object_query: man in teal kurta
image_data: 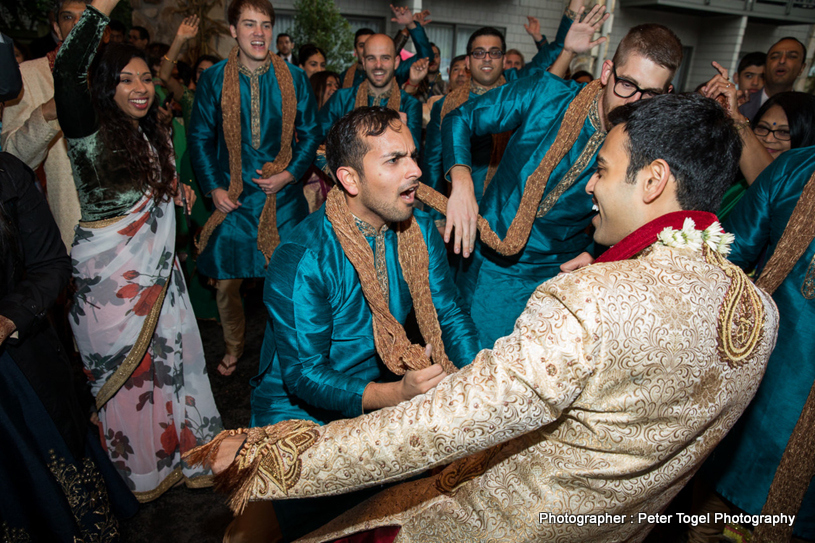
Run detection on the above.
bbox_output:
[251,107,480,540]
[318,33,422,167]
[251,106,479,426]
[188,0,321,373]
[441,24,682,347]
[424,6,601,225]
[338,6,433,90]
[703,146,815,540]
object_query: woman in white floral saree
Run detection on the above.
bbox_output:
[54,0,222,502]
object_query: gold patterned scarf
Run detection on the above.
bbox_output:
[324,187,457,376]
[419,79,603,256]
[751,168,815,543]
[354,80,401,111]
[195,47,297,263]
[343,63,359,89]
[440,77,511,194]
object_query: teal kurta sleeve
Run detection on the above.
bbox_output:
[401,90,422,152]
[723,165,773,270]
[442,74,542,177]
[188,63,227,196]
[395,23,433,85]
[422,97,445,193]
[286,67,322,181]
[266,244,370,419]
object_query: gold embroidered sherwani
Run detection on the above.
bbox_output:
[224,242,779,543]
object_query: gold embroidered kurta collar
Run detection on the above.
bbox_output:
[354,216,390,303]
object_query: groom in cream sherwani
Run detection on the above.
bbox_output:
[193,93,778,543]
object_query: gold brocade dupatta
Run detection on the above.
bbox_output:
[196,47,297,263]
[343,63,358,88]
[440,77,510,193]
[324,187,457,376]
[419,79,603,257]
[354,80,401,111]
[752,168,815,543]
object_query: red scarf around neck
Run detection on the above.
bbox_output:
[594,210,720,264]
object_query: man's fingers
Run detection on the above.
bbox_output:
[424,344,432,358]
[453,221,463,255]
[443,219,453,244]
[423,371,447,391]
[417,363,444,380]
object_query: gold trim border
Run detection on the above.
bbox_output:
[78,215,126,229]
[95,279,170,410]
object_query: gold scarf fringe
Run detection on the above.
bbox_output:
[420,79,603,257]
[196,47,297,264]
[343,63,358,89]
[324,187,457,375]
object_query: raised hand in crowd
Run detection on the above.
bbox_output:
[413,9,432,27]
[701,61,773,184]
[523,16,543,43]
[548,4,609,78]
[405,56,430,95]
[390,4,419,30]
[159,15,200,100]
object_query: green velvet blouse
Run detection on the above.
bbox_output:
[53,6,146,222]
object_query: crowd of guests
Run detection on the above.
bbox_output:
[0,0,813,541]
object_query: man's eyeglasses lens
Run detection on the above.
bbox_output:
[471,49,504,59]
[612,66,661,99]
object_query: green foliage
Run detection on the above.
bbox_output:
[0,0,53,34]
[291,0,354,73]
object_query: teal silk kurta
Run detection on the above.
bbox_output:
[250,208,481,427]
[707,146,815,539]
[422,16,572,209]
[318,83,423,154]
[443,73,604,347]
[188,59,321,279]
[339,23,434,88]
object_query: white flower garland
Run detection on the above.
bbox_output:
[656,218,734,256]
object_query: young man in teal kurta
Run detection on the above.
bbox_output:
[188,0,320,374]
[703,146,815,540]
[251,107,480,540]
[318,34,423,158]
[440,24,683,347]
[252,106,479,426]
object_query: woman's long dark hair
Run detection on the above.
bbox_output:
[89,43,176,202]
[754,91,815,150]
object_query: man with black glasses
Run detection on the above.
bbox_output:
[422,4,605,239]
[432,24,683,346]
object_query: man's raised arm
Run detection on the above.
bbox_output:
[440,75,539,257]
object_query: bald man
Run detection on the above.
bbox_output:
[317,33,422,158]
